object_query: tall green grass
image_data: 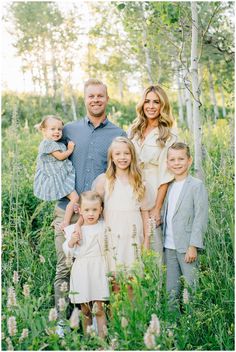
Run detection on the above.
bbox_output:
[1,114,234,350]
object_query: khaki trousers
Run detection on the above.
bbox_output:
[53,206,79,309]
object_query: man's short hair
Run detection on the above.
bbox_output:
[168,142,191,158]
[84,78,108,96]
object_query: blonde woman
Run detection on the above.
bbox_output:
[93,137,155,277]
[129,85,178,263]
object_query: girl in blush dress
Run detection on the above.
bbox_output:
[93,137,155,287]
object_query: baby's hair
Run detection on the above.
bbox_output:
[106,136,145,201]
[168,142,191,158]
[78,191,103,207]
[35,115,64,132]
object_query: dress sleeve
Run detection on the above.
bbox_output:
[140,182,156,211]
[62,224,76,257]
[41,140,61,155]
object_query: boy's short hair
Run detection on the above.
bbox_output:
[79,191,103,207]
[168,142,191,158]
[84,78,108,96]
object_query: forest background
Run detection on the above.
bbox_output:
[1,1,235,351]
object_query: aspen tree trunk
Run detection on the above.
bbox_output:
[60,87,67,116]
[207,61,219,123]
[177,66,184,125]
[190,2,204,180]
[70,94,77,121]
[184,76,193,132]
[220,82,226,118]
[140,6,153,84]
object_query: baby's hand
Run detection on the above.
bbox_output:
[68,232,80,248]
[67,141,75,151]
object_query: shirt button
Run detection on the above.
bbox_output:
[87,169,90,172]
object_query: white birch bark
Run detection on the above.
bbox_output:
[207,62,219,123]
[190,2,204,180]
[70,95,77,121]
[176,66,184,125]
[220,82,226,118]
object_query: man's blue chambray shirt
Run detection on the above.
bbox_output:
[57,116,126,210]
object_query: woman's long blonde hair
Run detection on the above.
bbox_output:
[129,85,174,146]
[106,137,145,201]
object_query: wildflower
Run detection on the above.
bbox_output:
[19,328,29,342]
[48,307,58,322]
[60,281,68,292]
[86,325,96,336]
[23,284,30,298]
[6,337,14,351]
[92,302,99,315]
[144,330,156,349]
[58,298,67,312]
[104,228,109,252]
[148,314,161,336]
[7,316,17,336]
[70,307,80,329]
[167,329,174,337]
[65,254,73,267]
[183,288,189,304]
[7,287,17,308]
[110,338,118,349]
[39,255,46,264]
[148,217,155,237]
[121,316,128,328]
[13,271,19,284]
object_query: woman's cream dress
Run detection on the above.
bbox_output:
[130,127,178,264]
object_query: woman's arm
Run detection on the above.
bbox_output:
[51,141,75,161]
[149,183,168,226]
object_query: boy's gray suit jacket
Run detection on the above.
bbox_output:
[163,175,208,253]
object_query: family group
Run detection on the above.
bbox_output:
[33,79,208,338]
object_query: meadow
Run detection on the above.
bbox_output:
[1,109,234,350]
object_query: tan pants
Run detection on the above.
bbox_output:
[53,206,79,310]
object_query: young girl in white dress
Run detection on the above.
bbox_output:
[63,191,109,338]
[33,115,79,229]
[93,137,155,285]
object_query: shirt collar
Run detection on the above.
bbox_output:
[85,116,108,128]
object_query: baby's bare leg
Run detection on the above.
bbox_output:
[94,301,107,339]
[61,191,79,229]
[81,303,92,335]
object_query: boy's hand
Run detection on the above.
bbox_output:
[185,246,197,263]
[67,141,75,151]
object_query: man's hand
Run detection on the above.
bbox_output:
[185,246,197,263]
[67,141,75,152]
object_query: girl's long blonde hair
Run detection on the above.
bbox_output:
[106,137,145,201]
[129,85,174,147]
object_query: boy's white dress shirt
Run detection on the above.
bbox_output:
[164,178,186,249]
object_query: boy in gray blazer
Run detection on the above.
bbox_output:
[163,142,208,307]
